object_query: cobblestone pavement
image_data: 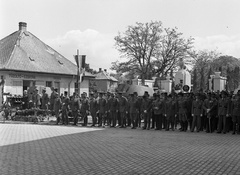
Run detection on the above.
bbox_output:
[1,123,240,175]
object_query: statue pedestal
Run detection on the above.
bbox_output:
[212,72,226,92]
[160,79,172,93]
[174,69,191,90]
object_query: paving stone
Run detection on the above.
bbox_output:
[0,123,240,175]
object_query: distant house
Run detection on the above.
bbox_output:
[0,22,94,104]
[90,68,118,93]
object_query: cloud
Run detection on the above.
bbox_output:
[45,29,120,71]
[194,34,240,58]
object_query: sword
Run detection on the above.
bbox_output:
[207,108,211,133]
[208,115,211,133]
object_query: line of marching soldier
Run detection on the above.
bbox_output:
[48,88,240,135]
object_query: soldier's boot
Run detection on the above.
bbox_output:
[171,122,175,131]
[232,122,236,135]
[185,121,188,131]
[165,121,169,131]
[237,124,240,134]
[131,120,135,129]
[180,121,185,131]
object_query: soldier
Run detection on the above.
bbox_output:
[125,94,132,127]
[229,93,240,134]
[129,92,140,129]
[108,93,119,128]
[117,91,128,128]
[204,93,218,133]
[141,92,152,130]
[203,93,211,132]
[199,92,207,131]
[49,87,57,111]
[61,91,70,125]
[191,93,203,132]
[33,89,41,109]
[172,93,179,130]
[164,94,177,131]
[71,93,81,126]
[22,90,29,109]
[89,92,98,127]
[151,93,157,129]
[177,92,188,131]
[54,92,62,125]
[41,88,49,110]
[184,92,193,131]
[217,91,229,134]
[97,91,107,127]
[152,93,163,130]
[226,93,233,133]
[136,93,142,128]
[80,93,89,126]
[3,97,11,120]
[105,92,111,126]
[162,92,168,129]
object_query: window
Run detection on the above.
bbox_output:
[12,80,23,95]
[46,81,52,88]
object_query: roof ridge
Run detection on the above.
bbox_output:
[2,31,22,68]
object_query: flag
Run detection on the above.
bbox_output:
[74,55,86,68]
[74,55,79,68]
[80,55,86,68]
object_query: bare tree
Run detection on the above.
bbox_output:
[153,27,194,77]
[113,21,194,85]
[113,21,162,85]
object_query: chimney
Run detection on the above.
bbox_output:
[99,68,102,72]
[19,22,27,31]
[104,69,107,72]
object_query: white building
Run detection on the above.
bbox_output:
[0,22,94,104]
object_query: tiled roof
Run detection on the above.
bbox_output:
[95,71,118,82]
[0,28,94,77]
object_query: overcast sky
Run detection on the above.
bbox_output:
[1,0,240,71]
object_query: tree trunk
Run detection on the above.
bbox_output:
[141,73,145,86]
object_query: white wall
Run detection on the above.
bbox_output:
[1,71,76,97]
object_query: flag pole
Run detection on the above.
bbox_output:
[77,49,80,95]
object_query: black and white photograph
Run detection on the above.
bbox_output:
[1,0,240,174]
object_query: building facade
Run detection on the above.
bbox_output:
[0,22,93,105]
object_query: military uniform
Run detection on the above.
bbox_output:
[71,96,81,125]
[177,93,188,131]
[164,95,177,131]
[41,91,49,110]
[203,94,218,133]
[80,95,89,126]
[61,94,70,125]
[152,95,164,130]
[104,93,111,126]
[108,94,119,127]
[54,94,62,125]
[217,92,229,134]
[118,92,128,127]
[191,95,203,132]
[229,95,240,134]
[50,90,57,111]
[141,95,152,130]
[162,93,168,129]
[128,93,140,129]
[89,94,98,126]
[98,94,107,127]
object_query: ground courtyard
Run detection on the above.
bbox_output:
[0,121,240,175]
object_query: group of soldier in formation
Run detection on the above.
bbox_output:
[15,87,240,135]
